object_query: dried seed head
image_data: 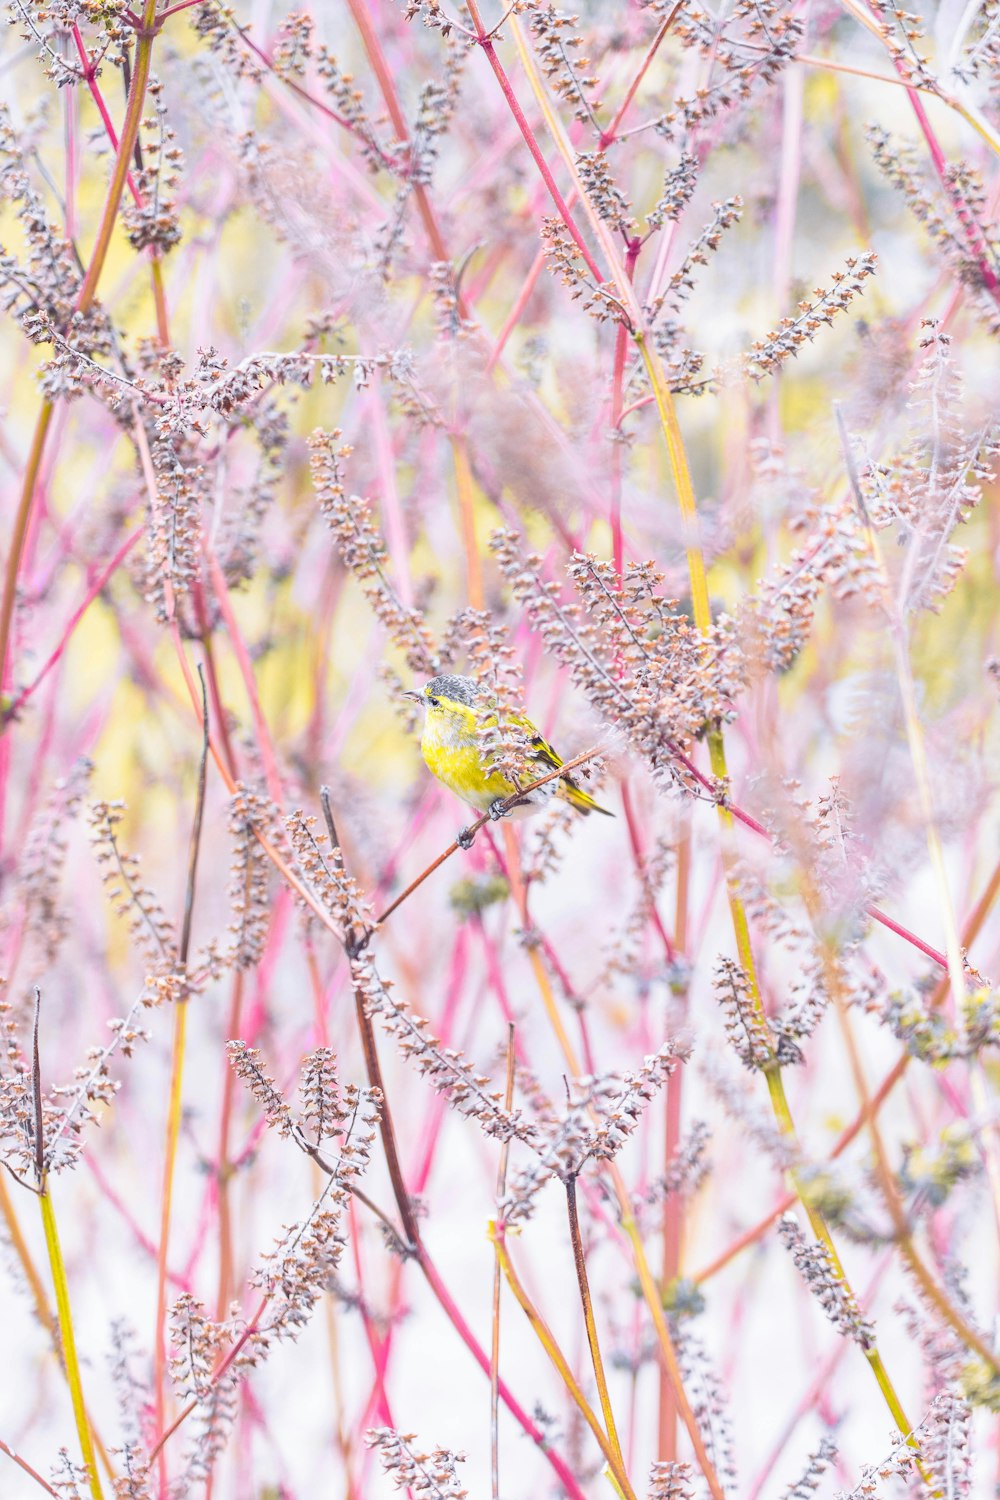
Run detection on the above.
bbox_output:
[366,1428,468,1499]
[777,1213,876,1349]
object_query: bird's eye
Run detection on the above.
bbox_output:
[428,695,439,707]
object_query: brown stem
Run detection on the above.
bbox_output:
[76,20,159,311]
[0,1437,58,1497]
[566,1176,627,1475]
[321,791,591,1499]
[192,586,239,780]
[317,788,419,1250]
[32,994,104,1498]
[372,831,470,931]
[351,983,420,1250]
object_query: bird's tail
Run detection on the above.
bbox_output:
[559,776,614,817]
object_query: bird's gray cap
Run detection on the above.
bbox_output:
[425,674,478,705]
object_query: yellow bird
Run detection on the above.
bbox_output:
[405,674,612,831]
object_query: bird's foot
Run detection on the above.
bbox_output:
[488,798,508,822]
[457,825,477,850]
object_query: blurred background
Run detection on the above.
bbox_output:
[1,0,999,1495]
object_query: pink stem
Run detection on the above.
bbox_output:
[71,25,143,206]
[474,35,604,284]
[904,85,1000,304]
[4,529,143,720]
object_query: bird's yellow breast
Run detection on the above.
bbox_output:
[419,703,518,812]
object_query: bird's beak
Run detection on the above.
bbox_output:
[402,690,423,703]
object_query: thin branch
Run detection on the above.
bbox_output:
[369,743,605,932]
[566,1175,628,1477]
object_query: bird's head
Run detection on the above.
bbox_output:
[403,674,479,730]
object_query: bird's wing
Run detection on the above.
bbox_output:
[520,713,612,815]
[520,721,564,771]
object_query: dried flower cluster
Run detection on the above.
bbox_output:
[740,253,878,382]
[502,1040,689,1225]
[777,1213,877,1350]
[670,1320,739,1495]
[713,955,775,1070]
[493,539,744,797]
[352,944,538,1146]
[861,323,998,613]
[367,1427,469,1498]
[90,801,177,973]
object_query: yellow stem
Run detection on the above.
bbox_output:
[1,1177,115,1483]
[824,916,999,1377]
[489,1226,638,1500]
[39,1182,104,1500]
[0,1169,55,1335]
[807,927,975,1483]
[635,335,713,624]
[624,96,919,1455]
[952,99,1000,160]
[492,1027,516,1500]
